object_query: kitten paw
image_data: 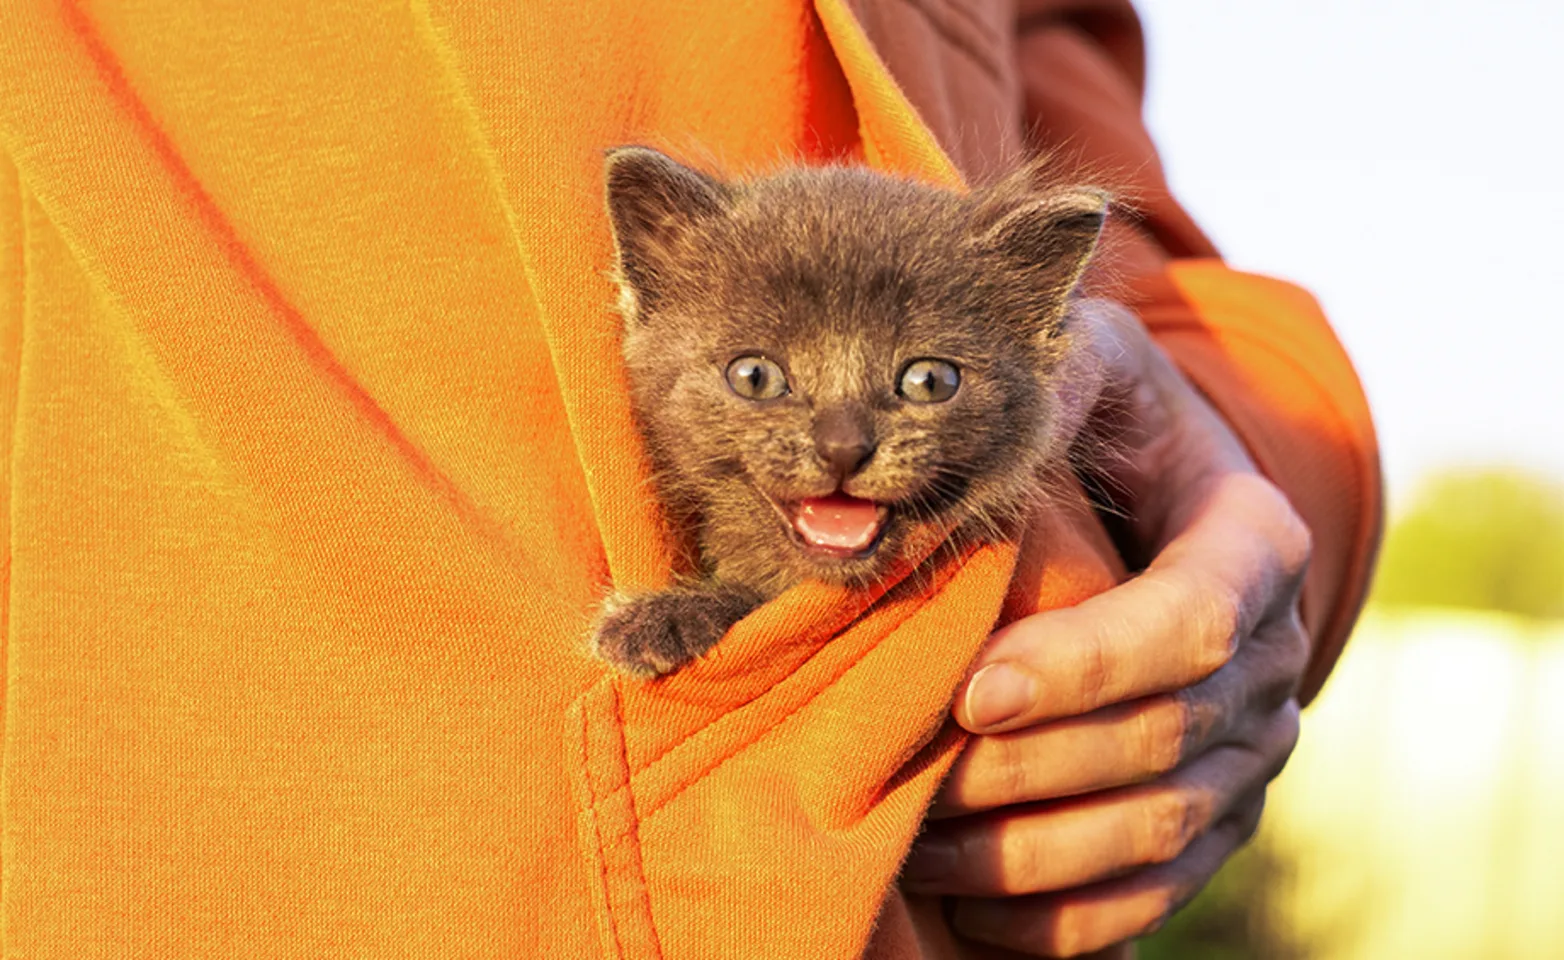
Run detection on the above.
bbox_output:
[591,586,761,679]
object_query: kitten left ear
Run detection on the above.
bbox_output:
[972,188,1110,298]
[604,147,732,316]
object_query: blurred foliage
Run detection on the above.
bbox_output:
[1369,468,1564,621]
[1138,835,1311,960]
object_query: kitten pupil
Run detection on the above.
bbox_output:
[592,147,1108,678]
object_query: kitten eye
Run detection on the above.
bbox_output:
[725,355,790,400]
[897,359,960,403]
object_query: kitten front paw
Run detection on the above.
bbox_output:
[591,586,761,679]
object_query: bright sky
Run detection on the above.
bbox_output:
[1135,0,1564,508]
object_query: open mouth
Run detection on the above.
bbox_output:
[787,493,890,559]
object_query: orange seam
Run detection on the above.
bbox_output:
[609,682,665,960]
[577,685,628,960]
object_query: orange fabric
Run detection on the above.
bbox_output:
[0,2,1375,959]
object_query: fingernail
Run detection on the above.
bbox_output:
[964,663,1037,731]
[900,838,958,890]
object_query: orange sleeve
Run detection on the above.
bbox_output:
[1014,0,1383,702]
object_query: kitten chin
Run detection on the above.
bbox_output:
[591,147,1108,678]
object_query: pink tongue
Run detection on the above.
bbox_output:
[794,494,883,551]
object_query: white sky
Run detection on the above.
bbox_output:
[1135,0,1564,508]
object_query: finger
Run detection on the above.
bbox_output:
[958,472,1307,734]
[905,703,1297,897]
[949,791,1268,958]
[936,614,1310,816]
[933,696,1196,819]
[1069,298,1180,452]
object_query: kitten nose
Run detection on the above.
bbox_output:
[813,407,877,481]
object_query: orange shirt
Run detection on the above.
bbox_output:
[0,1,1378,957]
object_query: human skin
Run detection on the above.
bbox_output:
[901,300,1314,958]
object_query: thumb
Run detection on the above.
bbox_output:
[1068,296,1181,455]
[1070,297,1259,557]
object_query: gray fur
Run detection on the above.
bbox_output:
[592,148,1107,677]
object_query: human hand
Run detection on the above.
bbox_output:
[900,299,1313,957]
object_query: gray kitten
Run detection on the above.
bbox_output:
[593,147,1106,678]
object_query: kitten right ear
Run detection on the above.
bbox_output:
[604,147,730,316]
[971,187,1110,302]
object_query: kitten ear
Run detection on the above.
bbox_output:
[972,188,1110,298]
[604,147,731,316]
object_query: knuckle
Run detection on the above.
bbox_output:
[1047,911,1089,958]
[1280,697,1302,740]
[1276,506,1314,582]
[1077,625,1114,709]
[1278,615,1312,675]
[991,738,1036,807]
[1139,895,1180,942]
[1187,574,1241,675]
[1257,477,1314,583]
[1137,696,1194,776]
[1254,618,1311,707]
[1235,473,1313,583]
[1226,791,1268,847]
[1268,701,1302,776]
[1152,890,1180,932]
[1140,789,1199,865]
[1240,800,1266,844]
[997,830,1049,896]
[1062,893,1175,953]
[1049,905,1110,959]
[1048,891,1173,957]
[1054,928,1096,958]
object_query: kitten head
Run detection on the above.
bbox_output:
[604,147,1106,592]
